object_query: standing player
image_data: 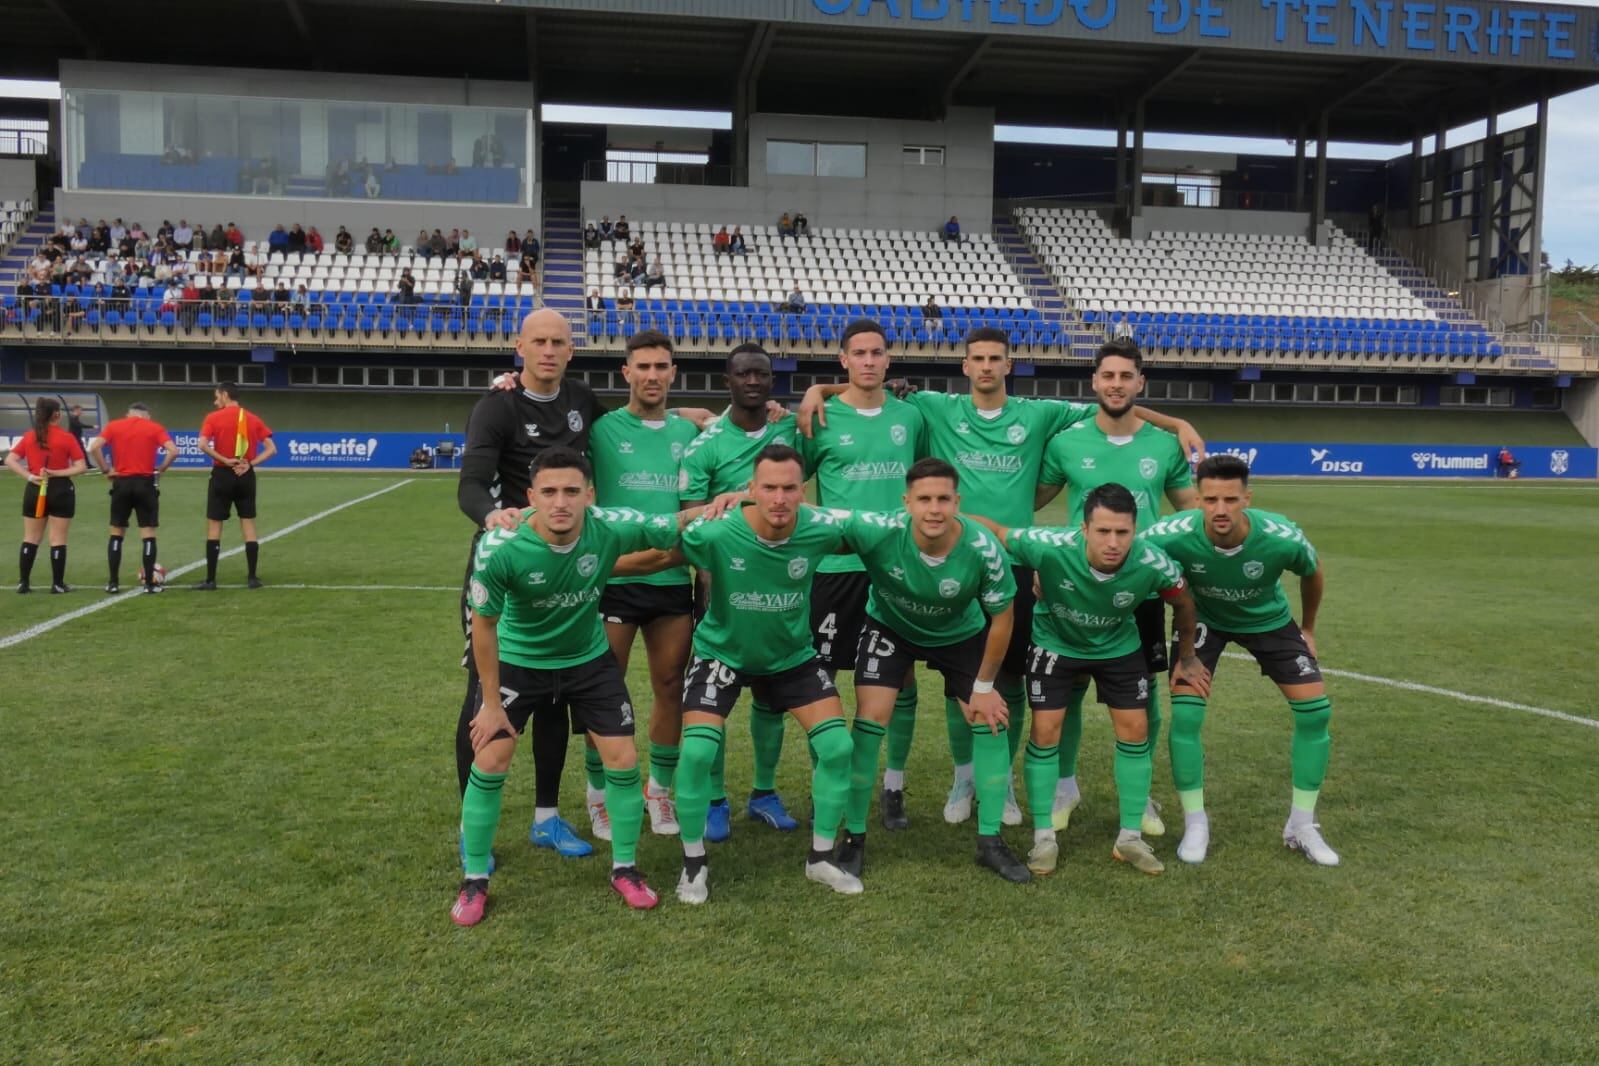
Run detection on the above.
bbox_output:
[195,382,276,591]
[5,397,87,593]
[678,343,800,838]
[798,319,926,831]
[89,402,177,594]
[800,327,1204,828]
[829,459,1025,882]
[973,484,1209,877]
[1033,339,1198,836]
[453,448,689,925]
[1141,455,1337,866]
[669,445,862,903]
[587,330,702,839]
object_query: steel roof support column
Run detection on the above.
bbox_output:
[1311,112,1328,244]
[1529,91,1549,296]
[1408,133,1423,229]
[1115,114,1128,215]
[1477,109,1499,281]
[1431,117,1447,238]
[1131,99,1145,226]
[1292,125,1306,213]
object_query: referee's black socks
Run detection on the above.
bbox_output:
[244,541,259,579]
[49,546,67,587]
[107,534,124,585]
[205,539,220,583]
[18,542,38,585]
[141,537,157,586]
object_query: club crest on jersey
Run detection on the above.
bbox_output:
[1006,425,1026,445]
[788,558,809,580]
[730,557,747,571]
[567,411,584,433]
[1243,561,1265,579]
[1113,591,1135,608]
[618,440,634,454]
[1295,655,1315,676]
[470,579,488,606]
[577,554,599,577]
[1139,457,1158,480]
[938,578,960,598]
[524,423,540,438]
[890,424,907,446]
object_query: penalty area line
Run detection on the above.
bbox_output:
[1219,651,1599,730]
[0,479,417,651]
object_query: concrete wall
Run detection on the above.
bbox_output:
[1565,378,1599,449]
[53,189,541,246]
[1131,206,1312,239]
[581,108,994,234]
[0,160,37,203]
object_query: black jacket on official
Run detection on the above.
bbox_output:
[456,380,607,525]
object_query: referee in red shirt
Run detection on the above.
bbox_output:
[4,397,88,593]
[89,402,177,594]
[196,382,276,590]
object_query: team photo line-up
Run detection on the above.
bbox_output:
[440,308,1335,926]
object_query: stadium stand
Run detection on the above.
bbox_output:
[577,218,1060,350]
[1017,206,1504,360]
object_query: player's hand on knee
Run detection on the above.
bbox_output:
[1170,656,1212,698]
[469,704,515,751]
[968,689,1009,733]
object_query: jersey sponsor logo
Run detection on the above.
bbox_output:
[1050,604,1122,628]
[567,411,584,433]
[730,556,747,571]
[577,554,599,577]
[528,589,602,609]
[1310,447,1364,473]
[890,424,907,446]
[1112,591,1135,608]
[1139,456,1158,480]
[1007,425,1026,444]
[787,557,809,579]
[1080,457,1096,469]
[1551,450,1570,475]
[525,423,540,438]
[1243,560,1265,579]
[956,451,1022,473]
[840,460,907,482]
[1410,450,1488,472]
[618,440,634,454]
[619,472,678,492]
[470,578,489,606]
[882,590,953,617]
[938,578,960,598]
[729,590,805,612]
[1194,586,1263,603]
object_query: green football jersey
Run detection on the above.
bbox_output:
[907,391,1093,562]
[470,507,681,669]
[678,411,797,501]
[590,407,701,587]
[680,503,847,676]
[1140,508,1318,634]
[1007,526,1185,659]
[800,395,926,574]
[839,510,1016,647]
[1040,419,1192,532]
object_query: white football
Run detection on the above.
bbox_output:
[151,564,167,585]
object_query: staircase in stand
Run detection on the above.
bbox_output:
[539,200,586,339]
[993,212,1102,357]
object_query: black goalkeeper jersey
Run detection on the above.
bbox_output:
[456,379,608,526]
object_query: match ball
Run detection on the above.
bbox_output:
[151,564,167,586]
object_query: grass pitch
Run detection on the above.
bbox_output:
[2,473,1597,1062]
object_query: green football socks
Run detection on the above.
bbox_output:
[846,718,888,834]
[1114,738,1153,833]
[971,723,1011,836]
[603,766,644,867]
[460,766,506,879]
[677,724,725,846]
[1169,693,1208,814]
[750,700,784,792]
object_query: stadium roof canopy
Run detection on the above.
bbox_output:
[4,0,1598,141]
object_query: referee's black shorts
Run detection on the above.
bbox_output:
[109,475,160,528]
[21,479,76,519]
[206,467,258,521]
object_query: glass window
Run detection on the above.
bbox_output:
[766,140,816,177]
[817,142,866,178]
[903,145,944,166]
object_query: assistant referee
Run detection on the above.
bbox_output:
[197,382,276,590]
[90,402,177,594]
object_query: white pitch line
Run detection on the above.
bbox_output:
[0,479,416,651]
[1219,651,1598,730]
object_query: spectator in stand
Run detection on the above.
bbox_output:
[943,215,962,243]
[197,277,217,303]
[365,228,384,254]
[614,255,631,281]
[118,232,137,258]
[109,278,131,311]
[488,255,507,282]
[396,269,419,304]
[174,220,194,249]
[267,225,290,255]
[794,211,809,237]
[469,253,489,281]
[225,223,244,248]
[714,226,731,255]
[455,270,474,307]
[505,231,521,255]
[202,222,222,251]
[615,215,632,242]
[616,287,636,313]
[91,221,111,252]
[446,229,462,255]
[226,248,248,278]
[331,227,351,255]
[1497,446,1522,479]
[642,255,666,290]
[599,216,614,241]
[628,234,646,262]
[272,281,291,304]
[521,231,539,269]
[109,219,126,244]
[729,226,748,255]
[287,224,307,253]
[517,255,537,285]
[364,167,381,199]
[459,229,479,255]
[628,255,646,284]
[778,212,795,238]
[160,282,183,314]
[69,230,89,255]
[307,226,324,254]
[428,230,448,258]
[779,285,806,314]
[586,287,605,314]
[292,284,309,309]
[383,229,399,254]
[583,222,600,249]
[922,294,942,320]
[413,229,433,257]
